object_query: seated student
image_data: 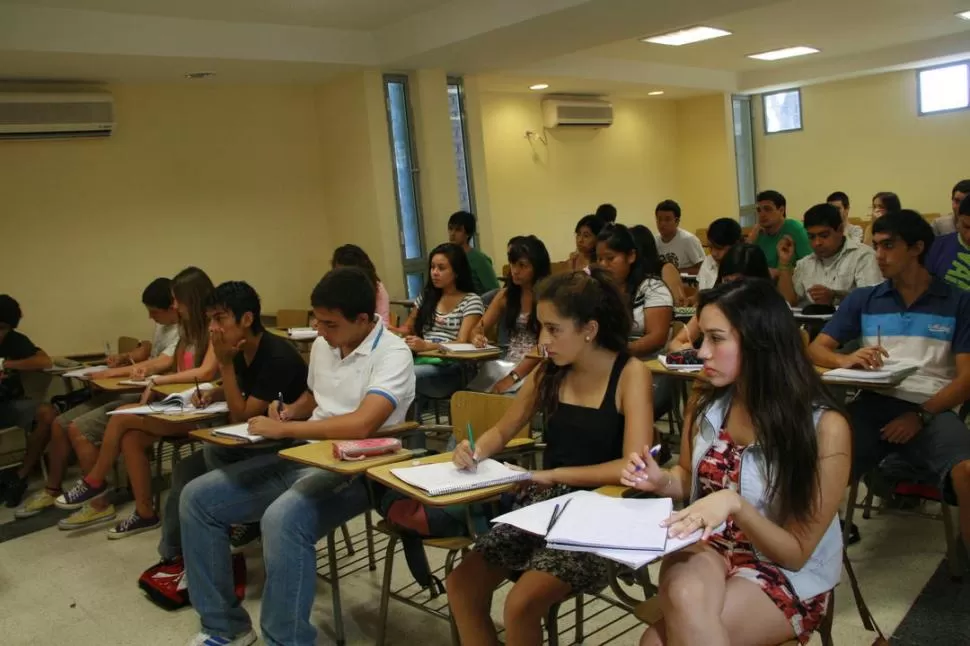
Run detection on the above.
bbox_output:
[13,278,180,519]
[777,203,882,308]
[826,191,864,244]
[469,236,550,393]
[624,278,849,646]
[669,243,770,352]
[746,190,811,271]
[862,191,901,245]
[809,210,970,552]
[331,244,390,324]
[926,194,970,291]
[696,218,743,292]
[630,225,688,306]
[448,210,500,295]
[179,267,415,646]
[447,268,652,646]
[398,243,484,404]
[655,200,705,274]
[0,295,54,507]
[932,179,970,237]
[138,280,309,597]
[55,266,220,536]
[567,214,605,271]
[595,202,617,224]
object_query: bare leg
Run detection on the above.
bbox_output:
[16,404,55,479]
[446,550,509,646]
[44,418,71,492]
[67,424,100,475]
[718,577,798,646]
[503,570,572,646]
[121,430,159,518]
[950,460,970,545]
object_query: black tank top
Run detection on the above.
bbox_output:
[543,353,630,470]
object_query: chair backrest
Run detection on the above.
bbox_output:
[118,336,140,355]
[277,309,309,329]
[800,328,810,348]
[550,260,572,275]
[848,217,864,227]
[922,212,941,223]
[695,228,709,247]
[450,391,530,442]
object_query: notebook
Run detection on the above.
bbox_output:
[287,328,317,340]
[62,365,108,379]
[823,359,919,384]
[119,379,152,386]
[390,458,530,496]
[211,423,265,444]
[658,355,703,372]
[440,342,499,353]
[551,525,725,569]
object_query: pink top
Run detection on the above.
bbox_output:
[376,281,391,326]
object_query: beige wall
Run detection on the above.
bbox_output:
[0,83,333,355]
[754,69,970,221]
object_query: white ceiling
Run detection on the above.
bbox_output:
[1,0,969,97]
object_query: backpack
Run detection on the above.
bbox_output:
[137,554,246,611]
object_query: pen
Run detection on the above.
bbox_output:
[104,341,111,358]
[194,377,203,407]
[278,391,287,421]
[635,444,663,472]
[546,498,572,535]
[467,422,479,468]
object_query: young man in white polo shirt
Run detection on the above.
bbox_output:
[777,203,882,307]
[654,199,705,274]
[179,267,415,646]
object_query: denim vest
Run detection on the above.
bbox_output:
[689,394,842,600]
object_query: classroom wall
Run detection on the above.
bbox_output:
[753,69,970,220]
[474,91,680,262]
[0,83,332,355]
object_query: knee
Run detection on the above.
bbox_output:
[120,431,142,452]
[36,404,56,425]
[660,573,708,614]
[179,477,207,524]
[260,498,301,548]
[639,626,665,646]
[504,583,559,627]
[950,460,970,492]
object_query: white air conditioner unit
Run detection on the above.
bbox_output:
[541,98,613,128]
[0,91,114,140]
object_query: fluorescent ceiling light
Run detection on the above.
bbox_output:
[648,91,665,96]
[748,46,819,61]
[529,83,549,90]
[641,26,732,47]
[957,10,970,20]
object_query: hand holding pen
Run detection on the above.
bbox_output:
[619,444,665,493]
[270,392,289,422]
[453,422,480,472]
[840,324,889,371]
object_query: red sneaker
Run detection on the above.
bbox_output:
[138,557,189,610]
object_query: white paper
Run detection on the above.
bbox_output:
[491,490,595,535]
[658,355,703,372]
[440,342,499,353]
[210,423,265,443]
[158,383,217,406]
[118,379,151,386]
[550,524,725,569]
[545,495,672,551]
[287,328,317,340]
[106,401,229,416]
[62,365,108,379]
[823,359,919,383]
[390,458,530,496]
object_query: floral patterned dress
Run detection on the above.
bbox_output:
[697,428,830,644]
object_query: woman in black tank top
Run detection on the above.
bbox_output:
[447,268,655,646]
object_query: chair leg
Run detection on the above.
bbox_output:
[545,603,560,646]
[340,522,355,556]
[861,474,875,520]
[376,533,399,646]
[327,532,346,646]
[364,510,377,571]
[941,501,964,582]
[153,441,163,513]
[574,593,585,644]
[819,589,835,646]
[843,479,860,547]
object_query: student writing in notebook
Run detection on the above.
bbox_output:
[179,267,414,646]
[137,281,308,601]
[55,266,220,537]
[11,278,179,519]
[447,268,653,646]
[621,278,850,646]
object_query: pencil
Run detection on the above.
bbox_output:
[877,325,881,347]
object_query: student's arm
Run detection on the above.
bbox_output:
[454,368,543,465]
[455,298,483,343]
[723,411,851,570]
[792,225,813,260]
[3,348,53,371]
[746,225,761,244]
[661,264,688,305]
[152,342,220,385]
[376,282,391,327]
[776,252,802,307]
[532,361,653,488]
[920,302,970,414]
[807,291,888,369]
[107,341,151,368]
[628,307,673,357]
[492,356,542,394]
[623,400,697,501]
[682,236,706,275]
[273,390,315,421]
[473,289,507,346]
[94,351,175,380]
[668,315,701,352]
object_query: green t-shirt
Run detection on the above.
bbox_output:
[756,218,812,268]
[466,247,500,294]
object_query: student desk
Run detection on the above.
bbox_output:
[275,440,417,646]
[267,327,316,344]
[89,377,145,393]
[417,348,502,362]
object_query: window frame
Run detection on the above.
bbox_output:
[917,60,970,117]
[447,76,477,215]
[761,88,803,135]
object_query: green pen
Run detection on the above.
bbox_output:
[467,422,479,468]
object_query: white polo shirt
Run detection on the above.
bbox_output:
[792,238,882,306]
[306,322,415,434]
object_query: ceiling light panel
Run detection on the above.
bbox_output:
[748,46,820,61]
[641,26,732,47]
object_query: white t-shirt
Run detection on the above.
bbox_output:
[656,229,706,270]
[696,256,719,291]
[932,215,956,236]
[413,293,485,344]
[632,278,674,336]
[306,323,415,437]
[151,323,180,358]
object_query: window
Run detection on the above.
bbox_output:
[383,74,426,298]
[732,95,757,227]
[447,77,475,214]
[762,89,802,133]
[918,62,970,115]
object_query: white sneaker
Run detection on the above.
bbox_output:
[185,629,258,646]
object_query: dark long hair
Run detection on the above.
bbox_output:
[873,191,901,212]
[629,224,668,277]
[171,266,214,367]
[596,224,648,297]
[533,268,631,417]
[505,236,551,338]
[331,244,380,289]
[715,243,770,284]
[696,278,843,523]
[414,243,476,338]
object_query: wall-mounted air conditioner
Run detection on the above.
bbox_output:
[541,98,613,128]
[0,91,114,140]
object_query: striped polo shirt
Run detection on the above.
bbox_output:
[821,277,970,404]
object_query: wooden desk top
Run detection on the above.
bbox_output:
[89,378,144,393]
[148,410,226,424]
[417,348,502,361]
[280,441,415,474]
[595,485,633,498]
[189,427,262,447]
[366,450,521,507]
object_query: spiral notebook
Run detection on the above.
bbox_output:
[390,459,530,496]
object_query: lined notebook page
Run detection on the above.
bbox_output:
[211,423,265,443]
[545,495,672,551]
[390,459,530,496]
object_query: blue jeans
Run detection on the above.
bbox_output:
[414,361,464,399]
[180,451,370,646]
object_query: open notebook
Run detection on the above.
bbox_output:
[390,458,530,496]
[823,359,919,384]
[210,423,265,443]
[287,328,317,340]
[440,342,499,353]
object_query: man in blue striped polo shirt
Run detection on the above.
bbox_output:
[809,210,970,552]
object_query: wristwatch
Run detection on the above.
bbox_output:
[509,371,522,383]
[917,407,935,427]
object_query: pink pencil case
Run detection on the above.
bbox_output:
[332,438,402,461]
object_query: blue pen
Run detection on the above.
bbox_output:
[635,444,663,472]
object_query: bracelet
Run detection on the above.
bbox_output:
[658,470,672,494]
